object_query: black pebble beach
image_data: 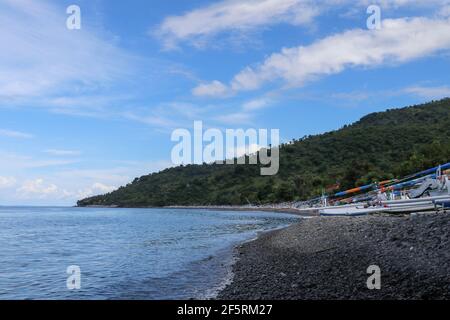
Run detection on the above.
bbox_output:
[218,213,450,300]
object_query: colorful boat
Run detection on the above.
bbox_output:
[317,163,450,216]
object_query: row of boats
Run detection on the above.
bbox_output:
[297,163,450,216]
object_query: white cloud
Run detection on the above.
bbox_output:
[0,176,16,189]
[123,102,214,131]
[2,156,185,205]
[17,178,58,198]
[201,17,450,96]
[41,95,123,117]
[51,161,175,202]
[92,182,116,193]
[331,91,370,102]
[14,178,116,202]
[0,0,133,100]
[192,80,230,97]
[124,112,179,128]
[0,151,77,171]
[359,0,450,9]
[155,0,320,49]
[75,182,117,199]
[242,98,271,111]
[155,0,450,49]
[54,161,175,189]
[439,5,450,17]
[44,149,81,156]
[0,129,33,139]
[215,112,253,125]
[54,168,131,186]
[404,85,450,99]
[213,97,273,124]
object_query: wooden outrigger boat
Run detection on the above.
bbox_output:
[316,163,450,216]
[320,205,390,216]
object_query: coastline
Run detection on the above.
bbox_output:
[75,205,450,299]
[205,221,301,300]
[166,205,319,217]
[78,204,319,217]
[217,212,450,300]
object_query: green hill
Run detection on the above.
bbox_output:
[78,99,450,207]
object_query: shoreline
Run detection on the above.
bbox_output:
[165,206,319,217]
[78,205,308,299]
[78,205,319,217]
[217,212,450,300]
[76,205,450,299]
[206,221,301,300]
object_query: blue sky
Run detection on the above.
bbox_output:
[1,0,450,205]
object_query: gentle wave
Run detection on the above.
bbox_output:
[0,207,299,300]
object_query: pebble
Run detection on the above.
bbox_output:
[218,213,450,300]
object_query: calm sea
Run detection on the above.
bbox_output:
[0,207,299,300]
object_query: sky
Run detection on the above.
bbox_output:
[1,0,450,205]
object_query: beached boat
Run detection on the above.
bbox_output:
[316,163,450,216]
[319,205,388,216]
[319,197,450,216]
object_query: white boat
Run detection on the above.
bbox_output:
[320,195,450,216]
[382,195,450,205]
[316,163,450,217]
[319,205,389,216]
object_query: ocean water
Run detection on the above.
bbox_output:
[0,207,299,300]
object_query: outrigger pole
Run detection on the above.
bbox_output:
[321,162,450,201]
[383,162,450,188]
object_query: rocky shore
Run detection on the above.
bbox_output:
[217,213,450,300]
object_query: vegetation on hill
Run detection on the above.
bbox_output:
[78,99,450,207]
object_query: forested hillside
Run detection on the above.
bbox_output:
[78,99,450,207]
